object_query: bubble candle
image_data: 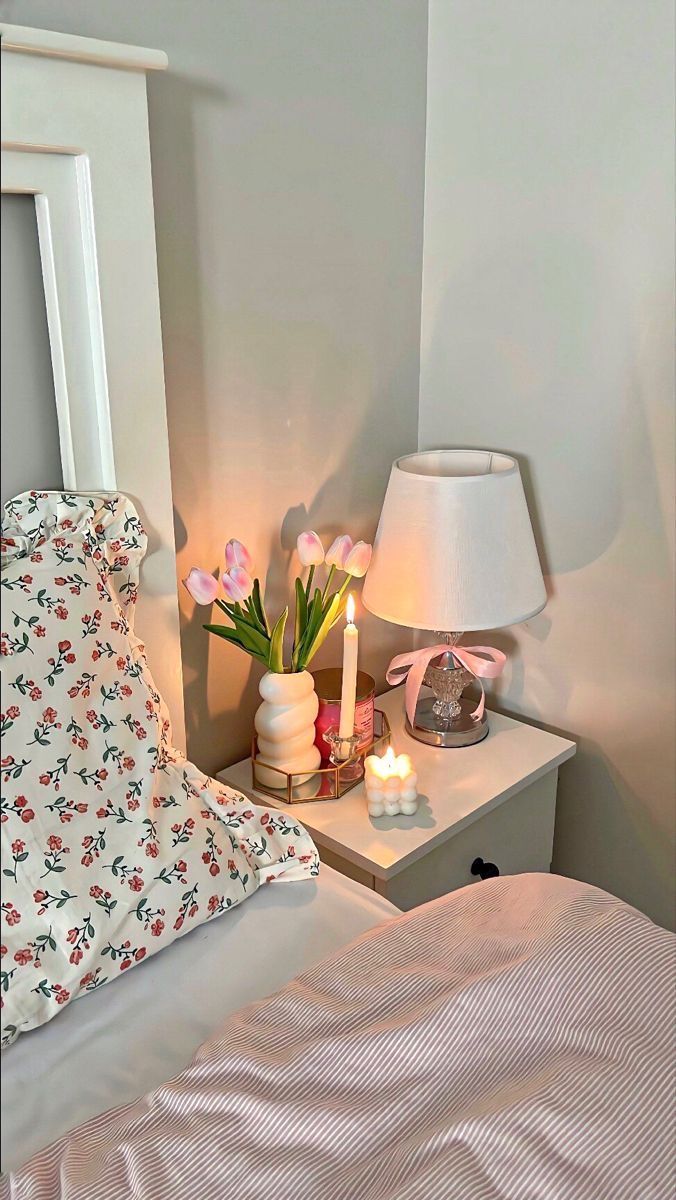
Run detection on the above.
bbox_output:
[364,746,418,816]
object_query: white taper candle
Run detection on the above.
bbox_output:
[338,594,359,739]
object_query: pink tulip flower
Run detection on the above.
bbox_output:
[325,534,353,570]
[183,568,219,606]
[344,540,372,578]
[297,530,325,567]
[221,566,254,604]
[225,539,253,573]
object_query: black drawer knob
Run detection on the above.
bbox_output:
[471,857,500,881]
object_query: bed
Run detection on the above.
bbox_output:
[1,22,674,1200]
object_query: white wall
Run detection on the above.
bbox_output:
[3,1,673,927]
[420,0,675,928]
[6,0,429,775]
[1,194,63,504]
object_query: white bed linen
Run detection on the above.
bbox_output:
[1,865,397,1172]
[5,874,674,1200]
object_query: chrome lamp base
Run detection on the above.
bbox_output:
[406,633,490,749]
[406,697,488,748]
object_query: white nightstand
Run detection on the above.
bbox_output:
[218,688,576,911]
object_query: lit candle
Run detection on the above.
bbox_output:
[364,747,418,816]
[338,593,359,740]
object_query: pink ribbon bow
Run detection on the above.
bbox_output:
[386,643,507,728]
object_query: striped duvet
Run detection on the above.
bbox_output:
[3,873,674,1200]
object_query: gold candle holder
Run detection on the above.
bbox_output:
[251,709,391,804]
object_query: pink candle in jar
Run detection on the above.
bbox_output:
[312,668,375,761]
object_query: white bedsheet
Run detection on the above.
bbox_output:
[1,865,397,1172]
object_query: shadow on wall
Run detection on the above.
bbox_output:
[423,231,674,583]
[421,231,631,573]
[144,72,216,765]
[148,72,419,775]
[419,229,675,930]
[174,359,409,775]
[551,737,676,933]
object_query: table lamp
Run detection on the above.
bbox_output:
[362,449,546,747]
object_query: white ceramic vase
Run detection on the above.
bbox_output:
[254,670,322,788]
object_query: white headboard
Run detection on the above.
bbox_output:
[0,23,186,749]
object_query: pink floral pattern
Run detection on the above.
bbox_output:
[1,492,319,1046]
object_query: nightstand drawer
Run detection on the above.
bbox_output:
[374,771,558,911]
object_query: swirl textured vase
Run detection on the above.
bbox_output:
[254,671,322,788]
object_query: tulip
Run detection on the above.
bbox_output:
[221,566,254,604]
[225,539,253,573]
[296,530,325,567]
[344,540,372,578]
[325,534,353,570]
[183,568,219,606]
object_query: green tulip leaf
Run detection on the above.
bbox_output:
[268,606,288,673]
[292,578,309,669]
[229,613,270,657]
[300,591,345,669]
[215,599,259,635]
[295,589,321,663]
[250,578,270,635]
[203,624,269,667]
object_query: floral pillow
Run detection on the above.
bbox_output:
[1,492,319,1046]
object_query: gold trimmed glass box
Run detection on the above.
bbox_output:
[251,709,391,804]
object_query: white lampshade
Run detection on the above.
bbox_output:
[362,449,546,632]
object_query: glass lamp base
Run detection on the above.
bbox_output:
[405,696,489,748]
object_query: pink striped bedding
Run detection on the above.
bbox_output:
[3,872,674,1200]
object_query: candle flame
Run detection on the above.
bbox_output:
[368,744,414,782]
[346,593,355,624]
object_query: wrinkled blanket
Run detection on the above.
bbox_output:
[3,873,674,1200]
